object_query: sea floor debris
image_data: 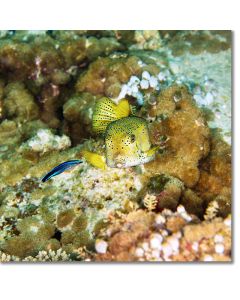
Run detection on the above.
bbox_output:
[0,30,231,262]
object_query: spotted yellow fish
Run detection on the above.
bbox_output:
[82,97,159,169]
[42,97,159,181]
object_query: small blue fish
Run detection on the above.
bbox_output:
[41,160,82,182]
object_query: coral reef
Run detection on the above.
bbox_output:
[19,129,71,154]
[162,30,231,56]
[75,56,143,98]
[63,92,97,144]
[3,82,39,122]
[0,30,231,262]
[95,208,231,262]
[195,135,231,218]
[145,85,210,188]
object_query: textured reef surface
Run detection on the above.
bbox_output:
[0,30,231,262]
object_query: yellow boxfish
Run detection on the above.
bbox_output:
[42,97,159,181]
[82,97,159,169]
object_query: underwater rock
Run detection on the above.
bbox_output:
[165,31,231,56]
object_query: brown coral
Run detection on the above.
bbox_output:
[143,174,184,211]
[95,208,231,262]
[56,209,76,229]
[3,82,39,122]
[75,56,142,98]
[146,85,210,188]
[96,210,154,261]
[63,92,97,144]
[195,136,231,217]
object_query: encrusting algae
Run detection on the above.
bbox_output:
[0,30,231,262]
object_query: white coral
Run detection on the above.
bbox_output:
[20,129,71,154]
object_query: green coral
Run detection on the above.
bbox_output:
[61,230,76,245]
[73,230,91,248]
[56,209,75,229]
[16,216,55,238]
[72,213,88,232]
[3,82,39,121]
[0,205,19,218]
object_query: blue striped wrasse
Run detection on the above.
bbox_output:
[41,159,83,182]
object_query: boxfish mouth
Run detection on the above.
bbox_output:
[107,153,155,168]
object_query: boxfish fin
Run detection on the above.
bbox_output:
[130,105,137,115]
[92,97,131,134]
[81,150,106,170]
[41,159,82,182]
[145,146,160,158]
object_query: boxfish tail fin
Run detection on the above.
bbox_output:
[92,97,131,134]
[41,159,83,182]
[81,150,107,170]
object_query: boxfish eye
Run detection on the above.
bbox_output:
[130,134,136,143]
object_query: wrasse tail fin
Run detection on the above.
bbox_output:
[92,98,130,134]
[41,159,83,182]
[81,150,106,170]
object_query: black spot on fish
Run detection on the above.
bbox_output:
[130,134,136,143]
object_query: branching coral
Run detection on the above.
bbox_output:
[23,249,72,262]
